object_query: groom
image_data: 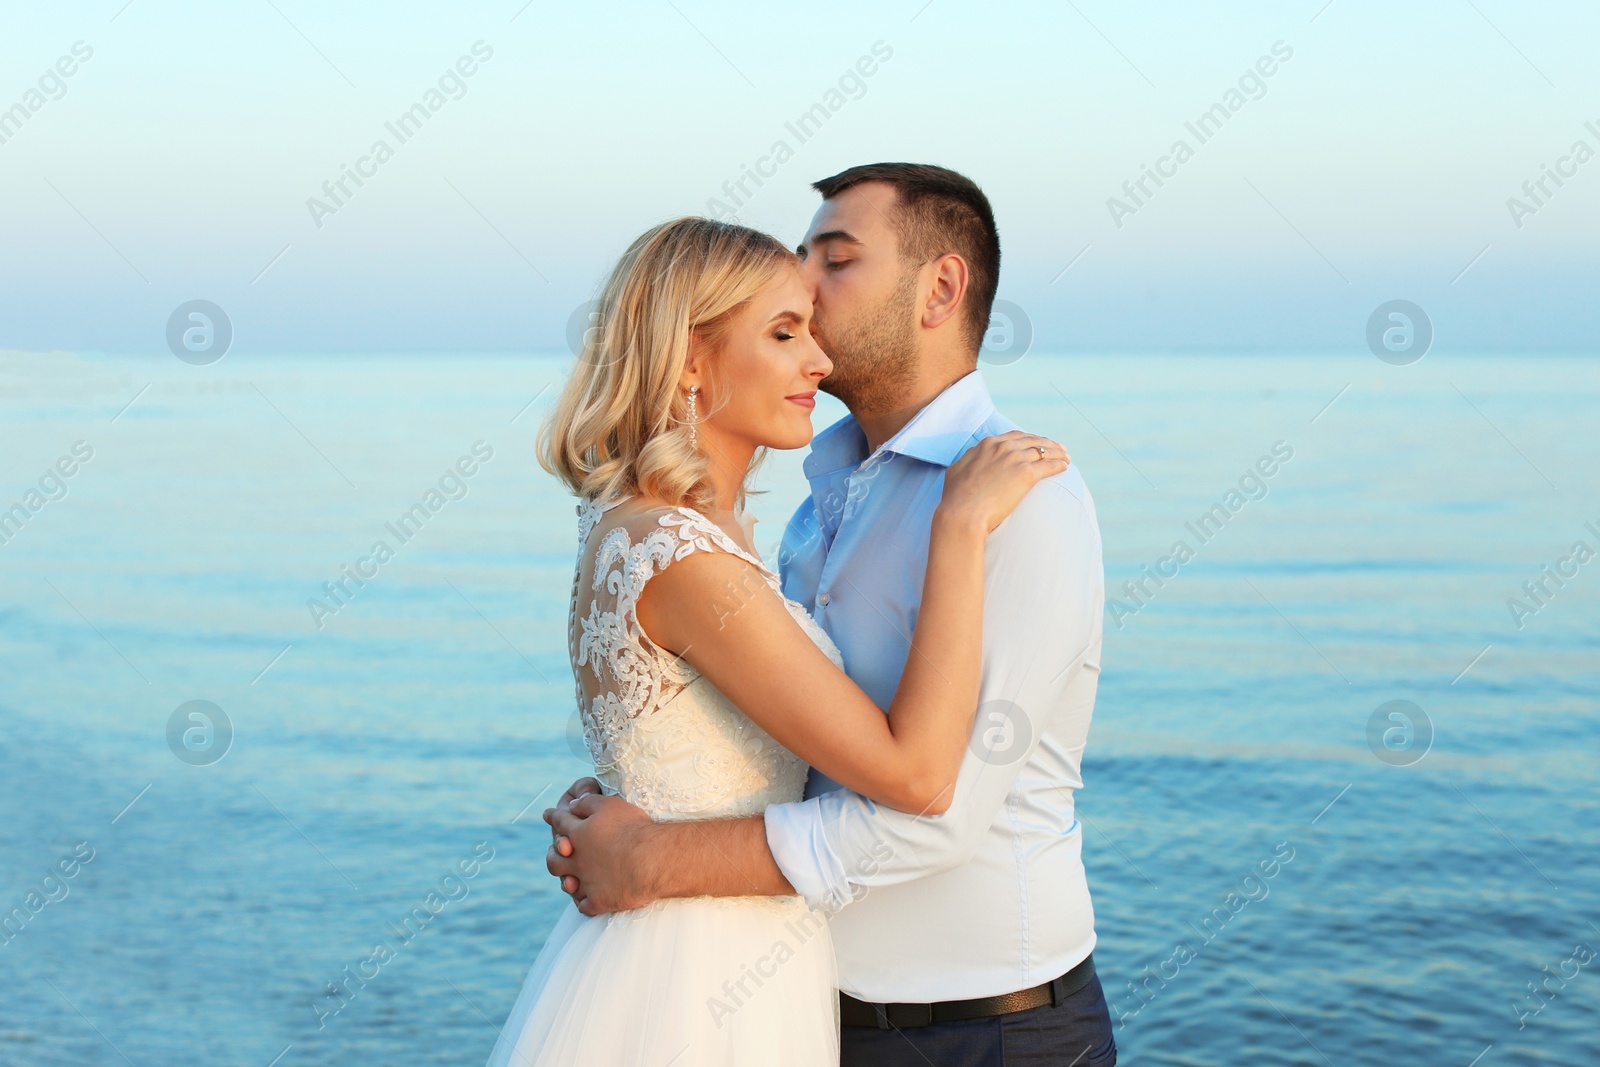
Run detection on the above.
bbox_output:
[546,163,1113,1065]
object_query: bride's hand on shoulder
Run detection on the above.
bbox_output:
[939,430,1070,534]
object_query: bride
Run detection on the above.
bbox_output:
[485,217,1068,1066]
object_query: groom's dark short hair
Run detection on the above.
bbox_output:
[812,163,999,356]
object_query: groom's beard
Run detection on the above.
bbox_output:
[815,267,920,417]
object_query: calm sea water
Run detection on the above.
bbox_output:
[2,351,1596,1066]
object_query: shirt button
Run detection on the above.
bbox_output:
[817,592,831,606]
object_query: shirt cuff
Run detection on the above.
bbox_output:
[764,797,852,914]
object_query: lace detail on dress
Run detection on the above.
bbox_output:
[566,496,842,823]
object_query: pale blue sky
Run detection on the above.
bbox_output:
[2,0,1597,353]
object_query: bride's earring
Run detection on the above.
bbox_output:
[686,387,700,450]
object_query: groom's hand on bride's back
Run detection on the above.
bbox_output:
[542,782,656,915]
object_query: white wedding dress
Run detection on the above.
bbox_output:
[485,496,840,1067]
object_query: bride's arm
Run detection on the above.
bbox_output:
[637,430,1067,815]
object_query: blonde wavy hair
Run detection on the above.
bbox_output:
[538,217,796,513]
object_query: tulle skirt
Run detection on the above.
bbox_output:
[485,894,838,1066]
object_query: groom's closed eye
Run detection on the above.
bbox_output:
[801,229,863,266]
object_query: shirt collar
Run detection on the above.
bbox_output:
[805,369,996,478]
[804,411,869,479]
[883,370,997,466]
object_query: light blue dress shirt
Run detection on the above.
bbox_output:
[764,369,1106,1003]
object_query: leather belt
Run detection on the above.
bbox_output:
[839,954,1096,1029]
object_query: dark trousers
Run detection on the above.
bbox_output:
[839,972,1117,1067]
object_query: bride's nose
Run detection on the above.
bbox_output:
[804,343,832,379]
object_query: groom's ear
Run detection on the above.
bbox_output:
[920,252,970,334]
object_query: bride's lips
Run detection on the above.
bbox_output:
[785,391,816,410]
